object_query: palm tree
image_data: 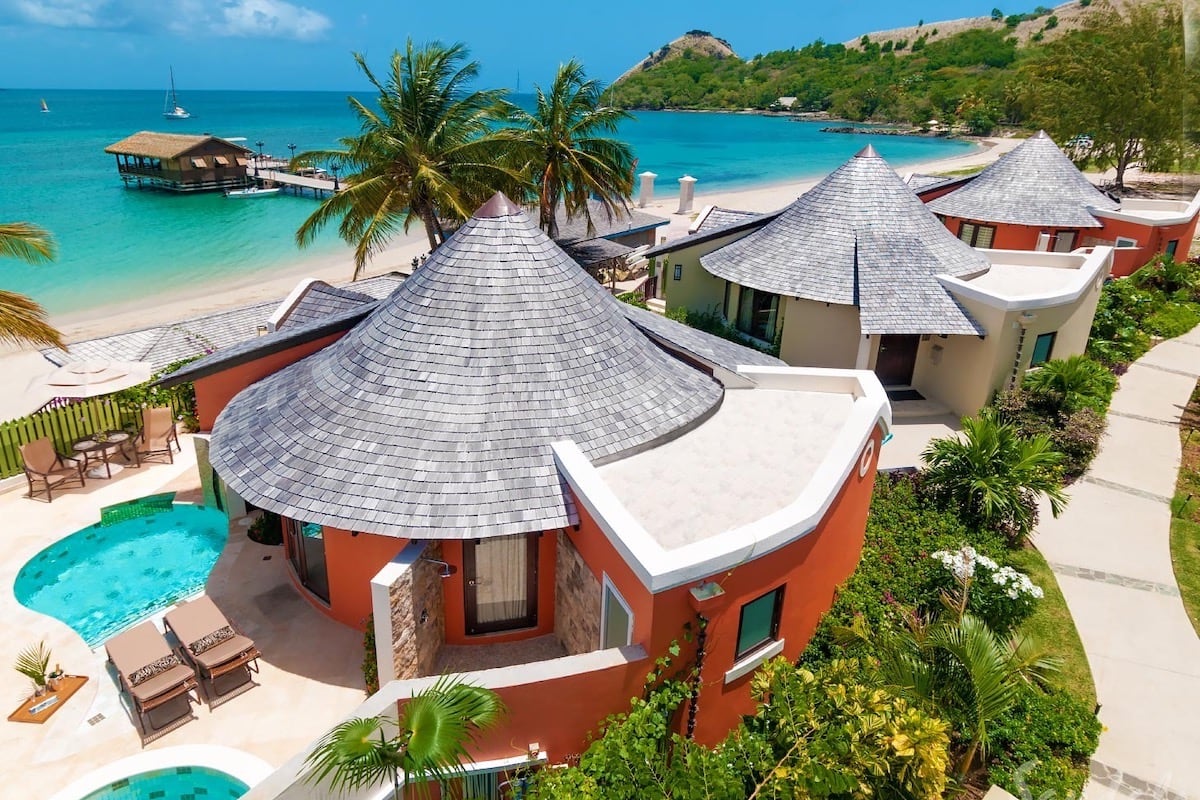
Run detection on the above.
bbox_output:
[295,42,522,279]
[839,613,1059,778]
[304,677,504,798]
[1021,354,1116,414]
[500,60,635,238]
[0,222,64,349]
[921,410,1067,544]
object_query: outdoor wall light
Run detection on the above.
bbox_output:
[419,608,429,625]
[420,557,456,578]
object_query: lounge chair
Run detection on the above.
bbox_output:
[106,621,199,736]
[136,406,181,464]
[164,596,261,702]
[19,437,85,502]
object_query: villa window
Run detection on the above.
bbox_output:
[957,221,996,248]
[673,264,683,281]
[736,286,780,342]
[1115,236,1138,249]
[1030,332,1057,367]
[723,280,734,320]
[1167,240,1180,258]
[600,577,633,649]
[284,518,330,603]
[735,586,784,660]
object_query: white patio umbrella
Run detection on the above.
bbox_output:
[29,360,154,399]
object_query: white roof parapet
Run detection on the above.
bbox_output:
[266,277,321,332]
[939,246,1113,312]
[1088,190,1200,228]
[553,367,890,593]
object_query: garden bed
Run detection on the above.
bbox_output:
[1171,378,1200,636]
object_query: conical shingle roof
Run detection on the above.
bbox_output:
[701,146,988,335]
[210,193,723,539]
[927,131,1118,227]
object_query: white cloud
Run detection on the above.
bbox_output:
[1,0,331,40]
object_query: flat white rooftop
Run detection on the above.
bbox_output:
[965,263,1081,299]
[597,387,854,550]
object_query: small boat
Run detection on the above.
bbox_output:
[225,186,281,198]
[163,67,191,120]
[39,98,49,113]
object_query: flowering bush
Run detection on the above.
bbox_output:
[931,545,1043,634]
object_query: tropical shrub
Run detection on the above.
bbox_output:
[112,355,203,431]
[665,306,778,356]
[930,545,1043,636]
[1022,355,1116,415]
[1131,254,1198,298]
[1144,301,1200,338]
[247,512,283,545]
[361,614,379,695]
[921,410,1068,546]
[987,685,1101,798]
[615,291,647,309]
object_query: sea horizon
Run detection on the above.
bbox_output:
[0,88,976,320]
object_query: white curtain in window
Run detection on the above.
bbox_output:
[475,534,528,625]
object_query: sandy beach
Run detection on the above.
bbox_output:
[0,135,1024,422]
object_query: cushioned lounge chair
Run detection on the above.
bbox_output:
[19,437,85,502]
[136,406,181,464]
[164,596,261,702]
[105,621,199,736]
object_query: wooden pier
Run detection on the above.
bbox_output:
[254,169,341,199]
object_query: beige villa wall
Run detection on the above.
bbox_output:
[779,298,861,368]
[554,530,601,656]
[913,274,1106,416]
[656,232,753,315]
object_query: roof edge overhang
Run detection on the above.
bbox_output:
[1088,191,1200,228]
[156,304,375,388]
[643,211,780,259]
[938,246,1114,313]
[553,366,890,593]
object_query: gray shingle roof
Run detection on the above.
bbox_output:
[643,211,780,259]
[45,273,405,372]
[551,199,669,244]
[276,282,377,330]
[559,237,633,268]
[701,146,988,336]
[926,131,1118,227]
[905,173,961,192]
[695,206,762,234]
[620,304,784,371]
[210,193,723,540]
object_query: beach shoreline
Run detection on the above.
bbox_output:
[42,134,1012,343]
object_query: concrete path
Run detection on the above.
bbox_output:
[1033,329,1200,800]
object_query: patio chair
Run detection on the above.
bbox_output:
[105,621,199,736]
[164,595,261,703]
[136,406,181,464]
[18,437,85,502]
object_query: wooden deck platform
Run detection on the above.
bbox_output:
[255,169,340,198]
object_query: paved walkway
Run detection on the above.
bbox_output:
[1033,328,1200,800]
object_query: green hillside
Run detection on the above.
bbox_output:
[607,27,1031,130]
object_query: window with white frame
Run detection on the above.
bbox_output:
[735,586,784,660]
[1114,236,1138,249]
[600,576,633,649]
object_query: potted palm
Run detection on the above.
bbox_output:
[14,641,51,697]
[304,677,504,798]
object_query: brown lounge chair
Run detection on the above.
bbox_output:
[106,621,199,736]
[19,437,85,502]
[137,406,182,464]
[164,596,261,702]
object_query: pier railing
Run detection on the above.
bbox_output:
[0,395,188,481]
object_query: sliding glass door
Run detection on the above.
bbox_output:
[463,534,538,635]
[284,518,330,603]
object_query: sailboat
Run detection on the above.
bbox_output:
[162,68,191,120]
[39,98,49,113]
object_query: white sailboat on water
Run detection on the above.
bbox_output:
[40,98,49,113]
[163,67,191,120]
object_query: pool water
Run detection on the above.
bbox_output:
[79,766,247,799]
[14,504,229,646]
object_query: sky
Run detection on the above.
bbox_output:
[0,0,1016,91]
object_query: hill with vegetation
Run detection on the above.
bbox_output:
[605,0,1146,130]
[617,30,737,82]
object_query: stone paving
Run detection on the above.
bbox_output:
[1033,328,1200,800]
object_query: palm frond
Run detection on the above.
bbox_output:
[0,289,64,349]
[0,222,56,264]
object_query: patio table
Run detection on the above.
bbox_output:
[72,430,138,479]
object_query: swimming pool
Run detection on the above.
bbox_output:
[14,503,229,646]
[78,766,247,800]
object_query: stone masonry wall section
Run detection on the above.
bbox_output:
[387,542,446,680]
[555,530,601,655]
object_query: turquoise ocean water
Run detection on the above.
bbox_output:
[0,89,974,316]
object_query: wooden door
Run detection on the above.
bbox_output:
[874,335,920,386]
[464,534,538,635]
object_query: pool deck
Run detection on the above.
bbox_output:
[0,435,366,798]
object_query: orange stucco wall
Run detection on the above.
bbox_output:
[560,423,883,746]
[439,534,558,645]
[284,526,407,630]
[192,332,346,430]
